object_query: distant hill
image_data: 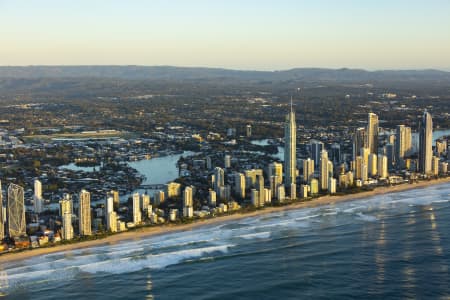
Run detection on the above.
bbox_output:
[0,66,449,82]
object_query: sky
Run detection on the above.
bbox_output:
[1,0,450,71]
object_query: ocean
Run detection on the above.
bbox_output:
[1,182,450,299]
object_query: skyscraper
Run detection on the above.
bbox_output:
[60,194,73,240]
[7,184,26,238]
[107,190,120,210]
[331,143,341,165]
[310,140,324,168]
[419,111,433,175]
[367,113,379,155]
[234,172,246,199]
[78,189,92,236]
[105,196,117,232]
[256,174,265,206]
[284,100,297,187]
[378,154,389,179]
[395,125,412,167]
[34,179,43,214]
[141,194,150,214]
[302,158,315,183]
[133,192,142,224]
[368,153,377,177]
[384,143,395,169]
[154,190,165,206]
[183,186,193,207]
[320,150,329,190]
[183,186,194,218]
[268,162,283,186]
[353,127,366,160]
[208,189,217,206]
[213,167,225,193]
[62,212,74,240]
[354,156,364,180]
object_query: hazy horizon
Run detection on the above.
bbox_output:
[1,0,450,70]
[0,64,449,73]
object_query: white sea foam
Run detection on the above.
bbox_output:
[356,212,378,222]
[342,206,365,213]
[321,211,338,216]
[2,182,450,295]
[79,244,234,274]
[0,244,234,292]
[237,232,271,240]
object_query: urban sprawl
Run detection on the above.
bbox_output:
[0,103,448,253]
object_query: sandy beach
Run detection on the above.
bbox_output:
[1,177,450,264]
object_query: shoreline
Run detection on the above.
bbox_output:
[1,177,450,264]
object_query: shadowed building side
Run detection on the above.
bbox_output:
[284,99,297,188]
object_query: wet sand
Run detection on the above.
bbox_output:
[1,177,449,264]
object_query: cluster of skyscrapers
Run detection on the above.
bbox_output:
[0,101,447,245]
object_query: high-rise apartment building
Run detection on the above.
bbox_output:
[419,111,433,174]
[353,127,366,160]
[268,162,283,186]
[60,194,73,240]
[62,212,74,240]
[311,140,324,168]
[34,179,43,214]
[378,154,389,179]
[78,189,92,236]
[367,113,379,155]
[234,172,246,199]
[331,143,341,164]
[213,167,225,193]
[395,125,412,167]
[320,150,329,190]
[284,101,297,187]
[368,153,377,177]
[183,186,194,218]
[7,184,26,238]
[132,192,142,224]
[302,158,315,183]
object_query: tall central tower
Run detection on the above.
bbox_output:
[284,99,297,187]
[367,113,379,155]
[419,111,433,174]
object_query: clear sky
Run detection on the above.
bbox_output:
[1,0,449,70]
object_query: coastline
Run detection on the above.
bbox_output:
[1,177,450,264]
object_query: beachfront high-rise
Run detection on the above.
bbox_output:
[7,183,26,238]
[395,125,412,167]
[34,179,43,214]
[133,192,142,224]
[213,167,225,193]
[105,196,118,232]
[60,194,73,240]
[378,154,389,179]
[310,140,324,168]
[303,158,315,183]
[183,186,194,218]
[320,150,329,190]
[268,162,283,186]
[284,99,297,187]
[367,113,379,155]
[256,174,265,206]
[353,127,366,160]
[78,189,92,236]
[419,111,433,174]
[234,172,246,199]
[62,212,74,240]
